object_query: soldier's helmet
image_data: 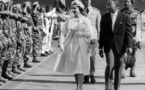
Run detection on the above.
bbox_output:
[32,1,40,13]
[16,4,22,13]
[12,4,17,13]
[11,4,19,19]
[14,4,23,19]
[22,1,32,14]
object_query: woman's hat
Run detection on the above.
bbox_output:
[71,0,84,9]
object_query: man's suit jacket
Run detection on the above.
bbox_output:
[99,11,133,54]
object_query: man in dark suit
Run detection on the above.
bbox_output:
[99,0,133,90]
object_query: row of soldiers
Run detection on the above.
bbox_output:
[0,0,52,85]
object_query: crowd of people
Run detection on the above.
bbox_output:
[0,0,66,86]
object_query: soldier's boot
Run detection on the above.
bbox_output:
[2,61,14,80]
[32,57,40,63]
[0,76,8,83]
[0,68,8,83]
[83,75,89,84]
[24,61,32,68]
[2,71,14,80]
[12,66,22,74]
[130,66,136,77]
[90,75,96,83]
[7,68,16,77]
[17,65,25,72]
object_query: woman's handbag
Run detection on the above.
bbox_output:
[124,53,136,70]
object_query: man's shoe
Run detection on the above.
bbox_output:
[32,58,40,63]
[0,76,8,83]
[41,53,48,57]
[24,62,32,68]
[83,75,89,84]
[45,51,51,55]
[90,75,96,83]
[130,72,136,77]
[7,70,16,77]
[49,50,53,54]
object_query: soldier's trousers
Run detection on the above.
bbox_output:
[14,43,26,66]
[13,46,22,67]
[23,41,32,62]
[32,28,43,58]
[32,39,40,58]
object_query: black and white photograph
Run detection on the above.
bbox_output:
[0,0,144,90]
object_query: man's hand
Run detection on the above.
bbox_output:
[137,42,142,49]
[99,49,104,58]
[128,48,133,54]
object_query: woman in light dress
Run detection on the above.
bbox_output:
[53,0,94,90]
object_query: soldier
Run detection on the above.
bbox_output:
[82,0,101,83]
[40,5,49,56]
[136,0,145,70]
[10,4,25,73]
[0,2,9,84]
[45,7,57,55]
[2,0,17,80]
[22,1,34,68]
[44,6,54,55]
[57,8,69,47]
[31,1,42,63]
[16,4,33,68]
[121,0,140,77]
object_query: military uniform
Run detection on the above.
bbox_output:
[46,8,57,54]
[121,8,140,77]
[31,10,42,62]
[10,12,23,74]
[2,13,15,80]
[136,10,145,61]
[23,16,33,61]
[84,5,101,83]
[0,16,9,84]
[17,15,28,66]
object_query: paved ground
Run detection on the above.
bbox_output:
[0,40,145,90]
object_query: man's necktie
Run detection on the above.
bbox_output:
[86,8,89,14]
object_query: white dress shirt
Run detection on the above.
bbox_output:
[111,10,118,31]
